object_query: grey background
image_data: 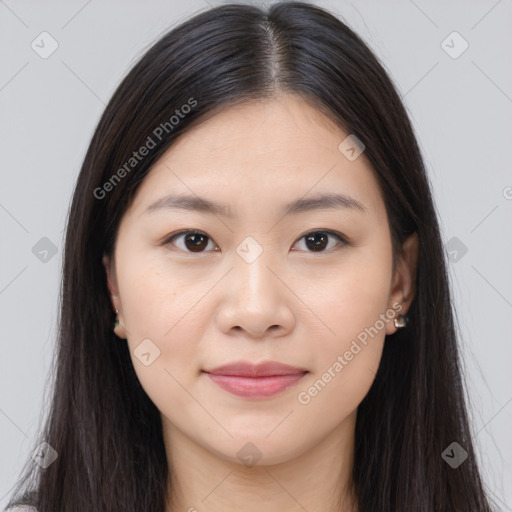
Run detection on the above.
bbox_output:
[1,0,511,508]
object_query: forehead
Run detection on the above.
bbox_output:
[128,94,384,220]
[169,94,345,157]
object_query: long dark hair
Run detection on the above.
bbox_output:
[6,2,494,511]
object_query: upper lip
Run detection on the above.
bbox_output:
[203,360,308,377]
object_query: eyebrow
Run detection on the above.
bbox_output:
[143,192,367,218]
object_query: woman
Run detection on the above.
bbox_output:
[5,2,495,511]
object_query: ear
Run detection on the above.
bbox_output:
[385,232,419,335]
[102,254,120,313]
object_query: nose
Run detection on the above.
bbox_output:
[215,246,296,339]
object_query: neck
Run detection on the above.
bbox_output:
[163,412,358,512]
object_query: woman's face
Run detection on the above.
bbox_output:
[104,93,416,466]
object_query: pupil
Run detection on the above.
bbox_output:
[306,232,327,252]
[185,233,208,252]
[183,231,329,252]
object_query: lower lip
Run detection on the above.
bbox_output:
[205,372,307,398]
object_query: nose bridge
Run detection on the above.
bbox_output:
[225,237,283,336]
[233,234,276,298]
[215,233,297,338]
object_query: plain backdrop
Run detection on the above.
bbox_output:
[1,0,511,509]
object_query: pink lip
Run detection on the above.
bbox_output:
[203,360,308,398]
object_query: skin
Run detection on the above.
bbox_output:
[103,93,418,512]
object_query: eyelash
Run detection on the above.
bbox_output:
[162,229,349,254]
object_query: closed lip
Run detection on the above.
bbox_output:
[203,360,308,377]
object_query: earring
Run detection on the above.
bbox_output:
[113,308,126,339]
[394,313,408,329]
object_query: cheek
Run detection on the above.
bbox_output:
[294,243,391,413]
[118,245,209,342]
[294,289,387,424]
[293,340,382,447]
[120,286,209,429]
[115,251,210,409]
[115,224,393,439]
[309,240,392,343]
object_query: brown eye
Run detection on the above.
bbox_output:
[165,230,216,253]
[164,229,347,254]
[293,230,347,253]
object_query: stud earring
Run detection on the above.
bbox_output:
[394,313,408,329]
[113,308,126,339]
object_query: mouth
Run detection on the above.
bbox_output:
[202,360,308,399]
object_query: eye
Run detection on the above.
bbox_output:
[292,230,348,253]
[163,229,348,254]
[164,230,218,253]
